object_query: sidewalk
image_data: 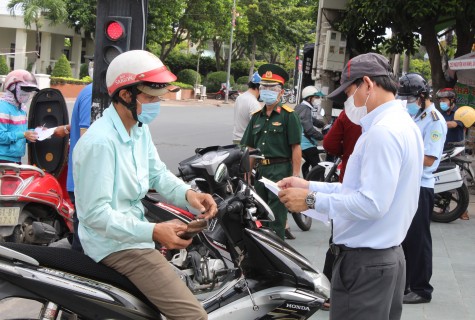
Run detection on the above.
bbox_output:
[287,195,475,320]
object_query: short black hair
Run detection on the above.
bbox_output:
[248,81,260,90]
[354,75,398,95]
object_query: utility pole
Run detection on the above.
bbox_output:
[225,0,237,103]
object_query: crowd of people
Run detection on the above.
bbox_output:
[2,48,475,320]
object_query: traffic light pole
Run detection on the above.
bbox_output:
[224,0,236,104]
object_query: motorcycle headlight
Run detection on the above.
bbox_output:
[305,270,331,299]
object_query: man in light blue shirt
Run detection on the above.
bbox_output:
[277,53,424,320]
[73,50,216,320]
[397,73,447,305]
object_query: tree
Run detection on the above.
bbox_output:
[336,0,475,93]
[64,0,96,38]
[8,0,67,73]
[0,56,10,75]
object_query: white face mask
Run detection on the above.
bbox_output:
[312,98,321,108]
[344,85,369,125]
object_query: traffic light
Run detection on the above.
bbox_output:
[92,0,148,120]
[102,17,132,65]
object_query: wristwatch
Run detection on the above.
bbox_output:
[305,192,317,209]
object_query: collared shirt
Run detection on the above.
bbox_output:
[241,103,302,159]
[73,106,190,262]
[67,83,92,192]
[413,104,447,188]
[232,90,261,142]
[309,100,424,249]
[442,105,464,146]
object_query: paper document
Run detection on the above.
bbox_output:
[34,127,56,141]
[259,177,281,196]
[259,176,330,227]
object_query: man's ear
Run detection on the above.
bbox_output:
[118,89,131,103]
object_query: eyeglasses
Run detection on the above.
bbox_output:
[259,85,282,92]
[20,86,38,93]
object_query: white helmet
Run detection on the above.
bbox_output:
[301,85,324,100]
[106,50,177,97]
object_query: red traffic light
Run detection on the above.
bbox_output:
[106,21,125,41]
[296,56,299,60]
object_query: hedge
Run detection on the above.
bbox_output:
[50,77,92,85]
[0,56,10,75]
[204,71,235,93]
[177,69,201,86]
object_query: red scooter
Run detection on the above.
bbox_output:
[0,88,73,245]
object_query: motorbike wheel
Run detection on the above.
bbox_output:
[230,93,239,101]
[281,96,288,103]
[215,93,223,100]
[431,184,470,223]
[6,225,23,243]
[288,95,296,104]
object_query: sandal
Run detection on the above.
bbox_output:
[460,211,470,220]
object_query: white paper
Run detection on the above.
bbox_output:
[34,127,56,141]
[260,176,331,227]
[259,177,281,196]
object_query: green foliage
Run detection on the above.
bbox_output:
[52,54,73,78]
[177,69,202,86]
[171,81,194,89]
[204,71,235,93]
[79,63,89,79]
[50,76,91,85]
[409,59,432,81]
[237,75,250,85]
[163,51,217,76]
[0,56,10,75]
[231,60,251,79]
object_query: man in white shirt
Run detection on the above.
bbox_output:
[232,72,261,144]
[276,53,424,320]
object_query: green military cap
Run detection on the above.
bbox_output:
[258,64,289,85]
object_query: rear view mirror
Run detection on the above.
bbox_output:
[214,163,229,183]
[239,148,251,174]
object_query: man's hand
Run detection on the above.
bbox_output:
[277,176,310,190]
[53,125,70,138]
[278,188,309,212]
[186,190,218,220]
[24,131,38,142]
[152,220,192,249]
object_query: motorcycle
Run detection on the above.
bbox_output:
[281,88,296,104]
[0,146,330,320]
[431,145,471,223]
[214,87,240,101]
[0,88,73,245]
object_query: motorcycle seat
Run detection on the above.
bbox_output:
[0,243,154,308]
[434,162,457,174]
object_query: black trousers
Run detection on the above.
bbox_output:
[402,186,434,300]
[302,146,320,178]
[68,191,83,253]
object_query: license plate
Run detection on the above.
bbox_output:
[0,207,20,226]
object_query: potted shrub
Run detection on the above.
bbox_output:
[50,54,91,98]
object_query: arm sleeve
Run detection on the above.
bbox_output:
[0,108,24,144]
[316,126,403,221]
[78,93,92,129]
[147,133,190,208]
[298,107,323,140]
[423,121,446,158]
[323,116,344,156]
[74,141,154,243]
[287,112,303,145]
[241,116,256,148]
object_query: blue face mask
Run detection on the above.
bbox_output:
[260,90,279,105]
[406,102,420,116]
[440,102,450,112]
[137,101,161,124]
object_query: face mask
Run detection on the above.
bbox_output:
[137,100,161,124]
[440,102,450,112]
[344,85,368,125]
[17,89,33,104]
[260,90,279,105]
[312,98,321,108]
[406,102,420,116]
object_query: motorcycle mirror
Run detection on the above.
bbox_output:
[214,163,229,183]
[320,108,325,117]
[239,147,251,174]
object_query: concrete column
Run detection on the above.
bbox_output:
[71,35,82,78]
[14,28,27,70]
[39,32,52,74]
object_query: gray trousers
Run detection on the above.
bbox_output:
[330,245,405,320]
[102,248,207,320]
